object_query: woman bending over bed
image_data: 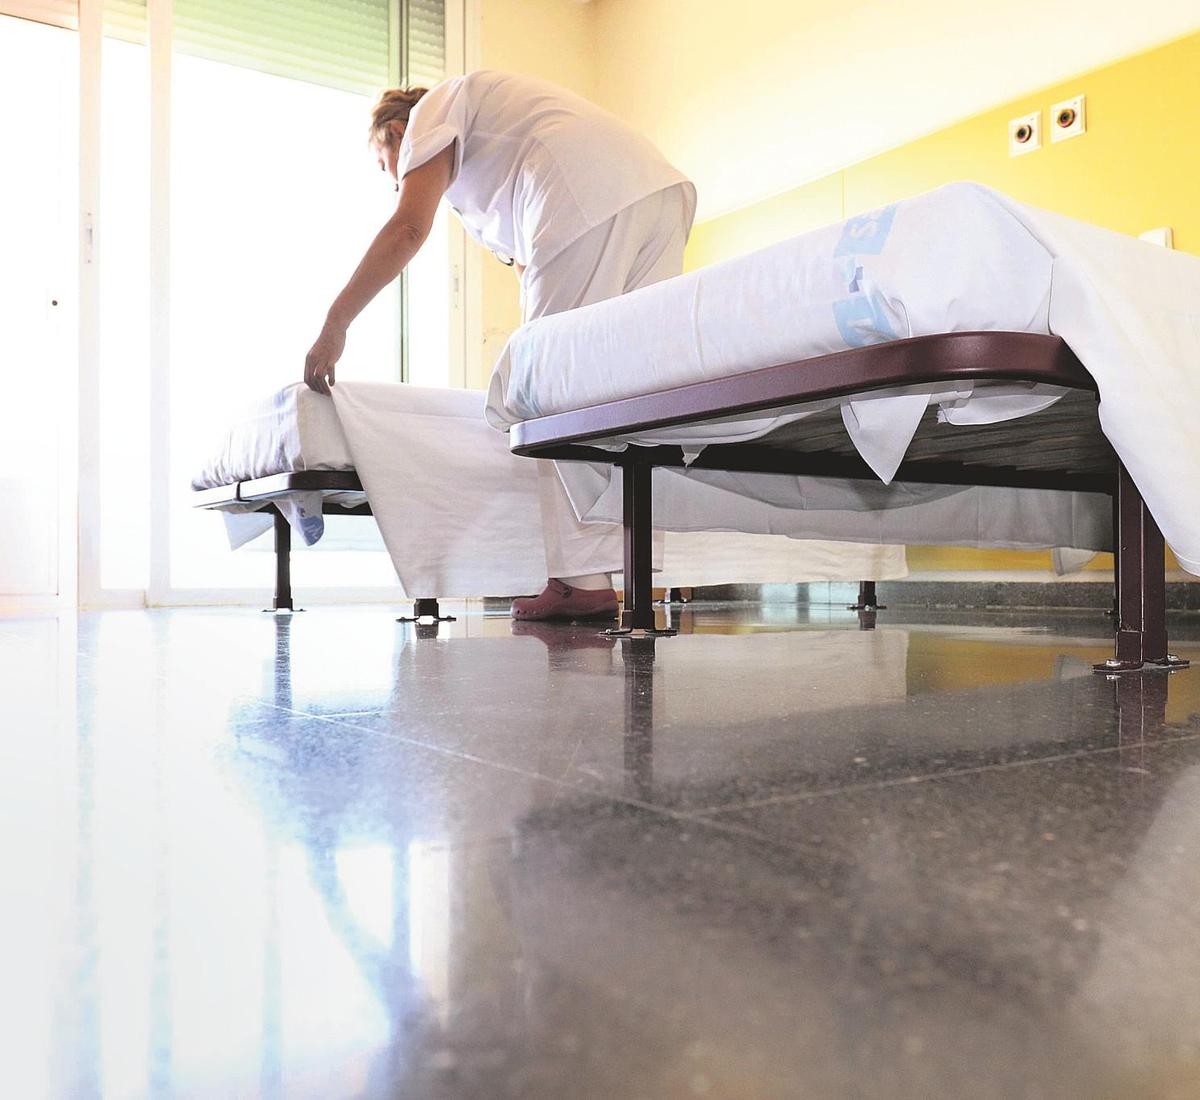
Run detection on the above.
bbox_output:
[304,70,695,621]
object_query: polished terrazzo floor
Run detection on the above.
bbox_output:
[5,602,1200,1099]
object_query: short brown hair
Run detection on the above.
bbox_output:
[369,87,429,146]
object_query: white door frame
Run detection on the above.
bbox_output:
[0,6,83,613]
[75,0,101,608]
[445,0,481,391]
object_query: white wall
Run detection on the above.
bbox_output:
[472,0,597,386]
[590,0,1200,220]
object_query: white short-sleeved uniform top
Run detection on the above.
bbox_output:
[395,70,697,269]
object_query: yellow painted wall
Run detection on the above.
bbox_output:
[591,1,1200,223]
[688,30,1200,271]
[472,0,596,389]
[480,0,597,96]
[684,30,1200,575]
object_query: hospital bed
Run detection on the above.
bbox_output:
[190,381,534,617]
[491,183,1200,673]
[192,381,906,611]
[192,471,361,613]
[190,467,884,621]
[509,330,1179,670]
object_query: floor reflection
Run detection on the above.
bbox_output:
[621,637,656,802]
[4,606,1200,1098]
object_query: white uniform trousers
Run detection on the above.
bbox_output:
[519,183,692,578]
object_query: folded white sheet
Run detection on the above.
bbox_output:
[488,182,1200,573]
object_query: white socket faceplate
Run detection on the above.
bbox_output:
[1009,111,1041,157]
[1050,95,1086,142]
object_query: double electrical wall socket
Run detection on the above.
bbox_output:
[1051,94,1086,142]
[1009,111,1041,157]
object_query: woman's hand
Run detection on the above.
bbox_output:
[304,320,347,395]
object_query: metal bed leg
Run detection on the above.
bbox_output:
[264,508,299,613]
[607,462,675,637]
[1106,488,1121,627]
[1094,463,1187,674]
[847,580,886,612]
[848,579,884,631]
[397,597,456,624]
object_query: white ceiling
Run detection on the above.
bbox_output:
[592,0,1200,220]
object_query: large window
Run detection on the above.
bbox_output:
[166,47,412,591]
[0,0,466,607]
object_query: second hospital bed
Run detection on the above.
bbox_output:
[191,383,905,612]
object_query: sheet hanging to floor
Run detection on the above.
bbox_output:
[328,383,907,595]
[327,383,549,596]
[194,382,908,596]
[487,182,1200,573]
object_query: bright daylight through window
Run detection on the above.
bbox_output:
[0,0,452,604]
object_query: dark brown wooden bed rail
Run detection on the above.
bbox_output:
[510,331,1095,453]
[510,331,1186,674]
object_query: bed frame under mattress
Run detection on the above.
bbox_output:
[191,472,454,622]
[509,331,1187,674]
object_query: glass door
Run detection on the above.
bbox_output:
[155,0,460,600]
[1,0,466,609]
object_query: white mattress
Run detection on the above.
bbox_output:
[490,183,1059,454]
[192,383,356,489]
[488,182,1200,574]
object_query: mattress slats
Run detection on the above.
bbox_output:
[755,389,1113,478]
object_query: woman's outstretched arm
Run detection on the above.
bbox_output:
[304,141,455,394]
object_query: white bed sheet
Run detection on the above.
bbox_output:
[194,382,908,595]
[487,182,1200,574]
[193,383,355,489]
